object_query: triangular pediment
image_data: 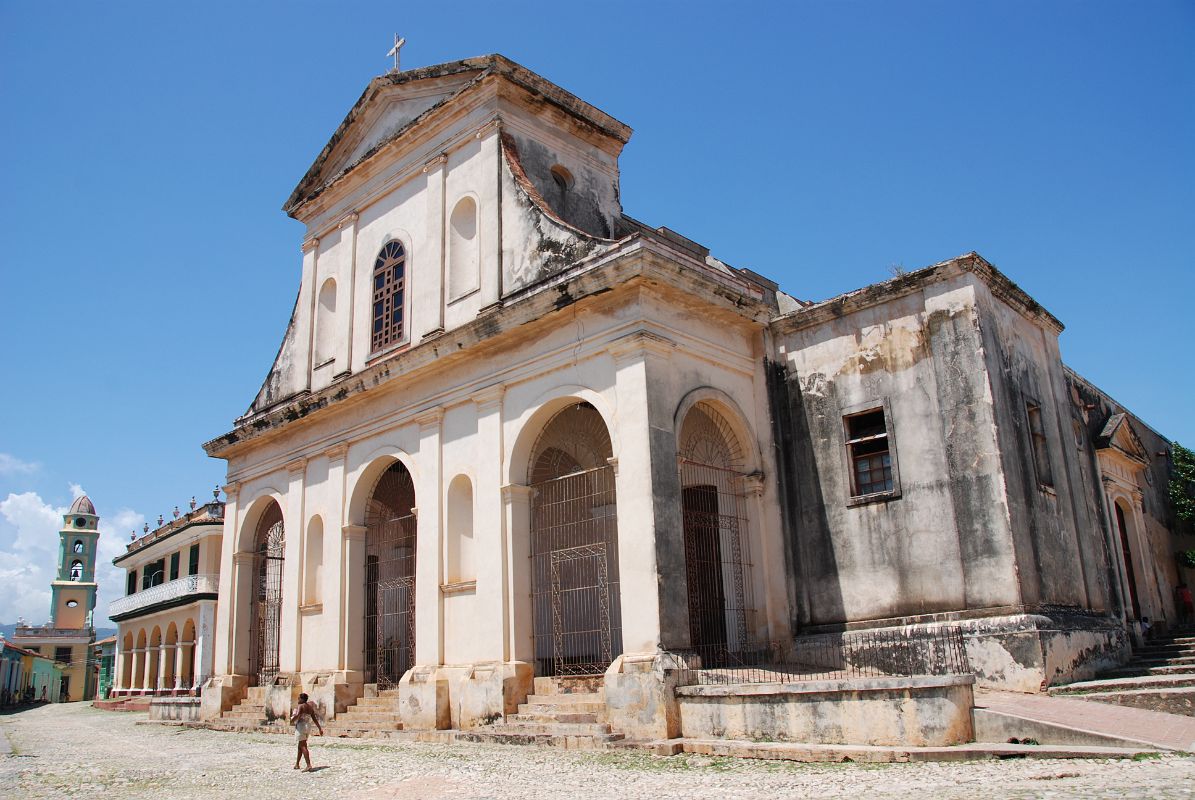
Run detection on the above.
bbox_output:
[284,58,494,215]
[1097,412,1149,464]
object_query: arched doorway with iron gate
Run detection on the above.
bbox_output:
[249,502,285,687]
[364,461,417,689]
[677,401,754,658]
[527,401,621,677]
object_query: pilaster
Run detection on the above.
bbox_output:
[415,408,444,665]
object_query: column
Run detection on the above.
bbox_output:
[340,212,360,372]
[341,524,366,671]
[478,118,503,309]
[301,236,320,388]
[131,648,143,693]
[501,483,533,663]
[141,647,154,692]
[414,409,444,665]
[213,481,241,676]
[609,330,687,653]
[194,600,217,687]
[174,642,187,690]
[473,385,507,660]
[281,458,307,674]
[158,645,171,692]
[112,646,124,694]
[419,154,447,339]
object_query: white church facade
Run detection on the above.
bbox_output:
[199,55,1185,743]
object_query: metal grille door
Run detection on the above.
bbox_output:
[528,403,621,677]
[365,464,417,688]
[678,403,753,654]
[249,512,285,686]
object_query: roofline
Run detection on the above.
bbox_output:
[284,54,633,217]
[1063,364,1174,446]
[770,252,1065,335]
[203,233,774,460]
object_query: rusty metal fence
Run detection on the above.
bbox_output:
[678,626,972,686]
[249,513,285,687]
[365,464,418,689]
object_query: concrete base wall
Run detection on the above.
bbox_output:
[297,670,362,720]
[399,665,450,730]
[199,673,247,720]
[677,675,975,747]
[604,652,682,741]
[958,612,1128,692]
[149,697,202,722]
[441,661,533,729]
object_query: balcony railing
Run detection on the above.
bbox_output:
[108,573,219,618]
[11,626,92,639]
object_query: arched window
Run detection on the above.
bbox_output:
[70,560,83,581]
[314,277,337,366]
[448,197,479,299]
[73,540,84,554]
[371,241,406,352]
[446,475,474,583]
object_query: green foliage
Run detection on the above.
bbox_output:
[1178,550,1195,569]
[1171,443,1195,524]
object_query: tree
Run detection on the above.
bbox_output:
[1171,442,1195,524]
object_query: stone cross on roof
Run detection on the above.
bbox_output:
[387,34,406,73]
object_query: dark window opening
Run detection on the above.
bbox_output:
[141,559,165,589]
[845,409,893,496]
[188,543,200,576]
[370,241,406,353]
[126,571,137,595]
[169,552,180,581]
[1026,401,1054,489]
[73,540,84,554]
[69,560,83,581]
[54,646,71,664]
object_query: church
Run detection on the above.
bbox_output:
[197,53,1184,744]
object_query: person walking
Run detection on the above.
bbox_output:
[289,692,323,771]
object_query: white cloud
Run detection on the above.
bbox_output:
[0,491,143,629]
[69,483,86,500]
[0,453,40,477]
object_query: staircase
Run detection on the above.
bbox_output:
[1050,628,1195,716]
[326,687,404,737]
[209,687,286,732]
[456,675,623,750]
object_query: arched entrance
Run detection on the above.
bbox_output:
[1115,499,1143,620]
[249,503,285,686]
[528,401,621,676]
[677,401,752,654]
[364,461,417,688]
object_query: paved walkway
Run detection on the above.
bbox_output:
[977,689,1195,751]
[3,702,1194,799]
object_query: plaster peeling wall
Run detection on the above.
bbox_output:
[775,277,1019,626]
[499,133,614,296]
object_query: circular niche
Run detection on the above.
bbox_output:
[74,517,87,528]
[66,600,79,608]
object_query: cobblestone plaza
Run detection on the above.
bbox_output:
[3,704,1194,799]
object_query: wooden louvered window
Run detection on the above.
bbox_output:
[371,241,407,353]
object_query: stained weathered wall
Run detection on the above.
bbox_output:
[773,273,1019,627]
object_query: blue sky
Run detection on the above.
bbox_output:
[1,1,1192,624]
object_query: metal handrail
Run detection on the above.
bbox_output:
[108,573,218,617]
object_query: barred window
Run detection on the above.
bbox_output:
[845,408,893,497]
[371,241,407,353]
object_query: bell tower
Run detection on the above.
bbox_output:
[51,495,100,631]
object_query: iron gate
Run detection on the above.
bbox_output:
[249,513,285,686]
[531,464,621,676]
[365,464,417,688]
[677,402,752,655]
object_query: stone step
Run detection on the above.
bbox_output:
[336,712,404,724]
[1079,687,1195,717]
[1135,644,1195,656]
[532,676,604,696]
[494,721,613,736]
[354,697,402,708]
[1105,664,1195,677]
[509,712,600,725]
[1126,655,1195,668]
[519,700,605,715]
[325,720,403,732]
[522,693,603,706]
[1052,673,1195,694]
[453,729,624,750]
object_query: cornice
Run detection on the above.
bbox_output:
[608,330,677,364]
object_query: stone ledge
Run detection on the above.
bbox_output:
[676,673,975,698]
